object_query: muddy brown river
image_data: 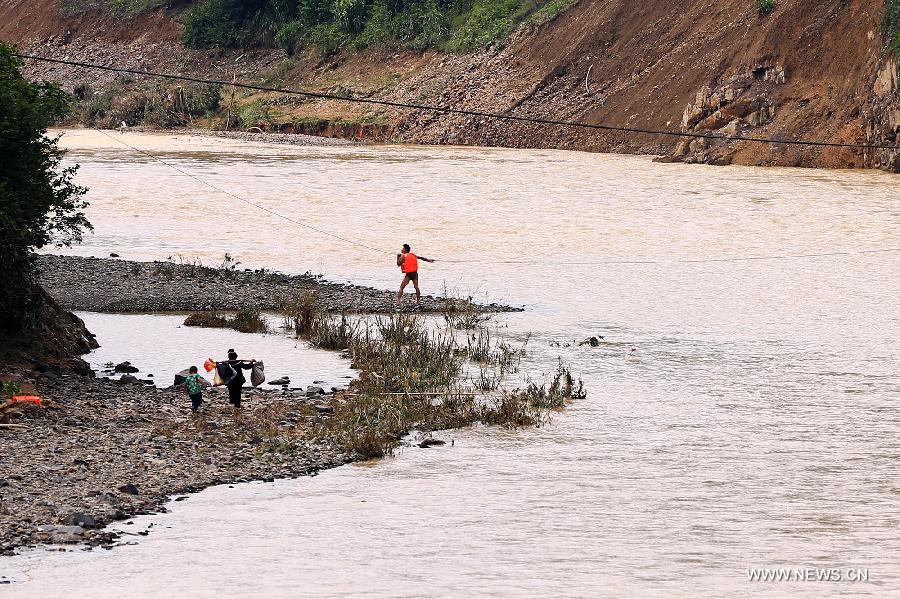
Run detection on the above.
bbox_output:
[3,130,900,597]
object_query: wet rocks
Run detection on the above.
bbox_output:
[62,512,99,528]
[35,255,521,315]
[117,483,140,496]
[36,525,85,544]
[306,385,325,397]
[268,376,290,386]
[0,371,355,554]
[578,336,603,347]
[418,438,446,448]
[114,361,139,373]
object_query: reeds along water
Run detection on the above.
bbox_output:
[183,308,268,333]
[278,304,586,458]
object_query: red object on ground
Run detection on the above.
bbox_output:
[204,358,216,372]
[11,395,41,405]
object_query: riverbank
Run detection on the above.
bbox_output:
[8,1,899,170]
[0,370,354,555]
[36,255,520,314]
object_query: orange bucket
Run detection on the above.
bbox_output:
[11,395,41,405]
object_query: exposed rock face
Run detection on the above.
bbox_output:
[866,57,900,172]
[2,0,896,170]
[667,62,785,165]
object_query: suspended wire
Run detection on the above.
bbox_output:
[91,128,390,255]
[16,52,900,151]
[34,54,895,265]
[89,129,900,266]
[441,246,900,266]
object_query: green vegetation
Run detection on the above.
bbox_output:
[527,0,578,27]
[59,0,169,18]
[756,0,775,17]
[1,381,22,399]
[0,44,91,337]
[73,81,221,128]
[887,0,900,58]
[183,0,581,54]
[270,309,585,458]
[183,311,229,328]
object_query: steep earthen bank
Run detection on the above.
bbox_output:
[35,254,519,313]
[3,1,899,165]
[7,0,900,169]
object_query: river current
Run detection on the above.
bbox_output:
[3,129,900,597]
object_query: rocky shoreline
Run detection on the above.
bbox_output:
[36,254,520,314]
[0,368,358,555]
[0,255,519,556]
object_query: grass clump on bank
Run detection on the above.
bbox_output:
[756,0,775,17]
[269,295,584,459]
[184,308,268,333]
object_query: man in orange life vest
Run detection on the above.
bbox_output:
[396,243,435,306]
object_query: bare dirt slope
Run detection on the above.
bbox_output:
[2,0,898,169]
[389,0,891,169]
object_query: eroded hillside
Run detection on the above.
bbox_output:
[2,0,899,170]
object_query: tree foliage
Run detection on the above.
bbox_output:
[0,43,91,334]
[183,0,570,53]
[888,0,900,58]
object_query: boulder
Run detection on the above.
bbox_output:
[62,512,99,528]
[114,361,139,374]
[268,376,290,386]
[37,524,85,544]
[418,438,446,448]
[118,374,140,385]
[117,483,139,496]
[306,385,325,397]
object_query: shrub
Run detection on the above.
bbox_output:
[181,83,223,116]
[183,0,254,48]
[277,291,318,334]
[527,0,579,27]
[447,0,520,51]
[184,311,228,328]
[304,23,347,55]
[757,0,775,17]
[1,381,22,398]
[887,0,900,58]
[275,21,305,56]
[238,99,275,129]
[186,0,578,53]
[230,308,269,333]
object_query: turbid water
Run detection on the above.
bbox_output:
[4,129,899,597]
[75,312,356,389]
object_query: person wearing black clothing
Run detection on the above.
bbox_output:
[223,349,255,409]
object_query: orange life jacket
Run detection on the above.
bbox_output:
[403,252,418,273]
